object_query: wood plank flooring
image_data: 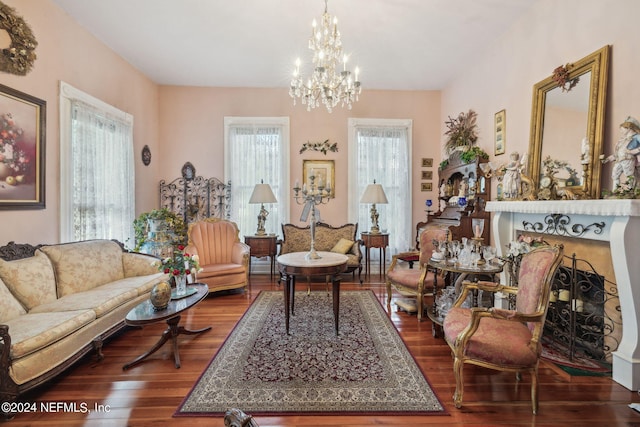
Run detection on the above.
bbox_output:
[6,274,640,426]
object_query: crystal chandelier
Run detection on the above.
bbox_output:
[289,0,361,113]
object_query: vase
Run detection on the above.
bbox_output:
[150,281,171,310]
[175,274,187,296]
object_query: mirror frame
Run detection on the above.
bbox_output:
[528,45,610,199]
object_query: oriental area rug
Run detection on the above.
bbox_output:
[176,290,445,417]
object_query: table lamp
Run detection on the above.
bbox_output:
[360,180,388,234]
[248,180,277,236]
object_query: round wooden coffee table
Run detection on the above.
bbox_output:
[122,282,210,370]
[277,251,348,335]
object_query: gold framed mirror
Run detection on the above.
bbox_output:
[528,45,609,199]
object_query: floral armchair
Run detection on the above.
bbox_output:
[385,227,449,321]
[185,218,250,293]
[442,244,563,414]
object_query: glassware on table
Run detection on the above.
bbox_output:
[483,246,497,264]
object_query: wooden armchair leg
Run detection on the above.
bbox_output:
[453,357,464,409]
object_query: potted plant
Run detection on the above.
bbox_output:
[460,146,489,164]
[133,208,187,252]
[443,109,479,156]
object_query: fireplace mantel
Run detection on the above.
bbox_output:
[486,199,640,390]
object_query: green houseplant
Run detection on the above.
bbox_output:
[133,208,187,252]
[460,146,489,164]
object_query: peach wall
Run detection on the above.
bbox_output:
[0,0,159,244]
[158,87,441,228]
[441,0,640,194]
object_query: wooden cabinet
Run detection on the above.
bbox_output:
[430,157,492,246]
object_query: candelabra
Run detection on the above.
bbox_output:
[293,173,332,260]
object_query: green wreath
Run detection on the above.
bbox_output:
[0,1,37,76]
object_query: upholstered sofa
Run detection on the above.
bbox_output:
[279,222,363,283]
[0,239,165,416]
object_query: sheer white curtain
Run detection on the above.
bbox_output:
[69,100,134,243]
[224,117,290,238]
[59,82,134,245]
[348,118,412,259]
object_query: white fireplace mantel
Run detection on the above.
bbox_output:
[486,199,640,390]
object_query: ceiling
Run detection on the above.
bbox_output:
[51,0,537,90]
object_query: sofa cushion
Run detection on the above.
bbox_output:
[0,276,27,323]
[331,238,354,254]
[4,309,96,359]
[0,250,57,311]
[29,285,140,318]
[40,240,126,297]
[122,252,161,277]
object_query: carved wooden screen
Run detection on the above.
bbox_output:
[159,162,231,225]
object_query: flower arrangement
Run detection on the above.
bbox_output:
[156,244,200,279]
[502,234,547,285]
[460,146,489,164]
[299,139,338,155]
[552,64,579,92]
[444,109,478,155]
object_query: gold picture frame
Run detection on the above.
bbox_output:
[421,158,433,168]
[421,170,433,180]
[494,109,506,155]
[303,159,335,198]
[421,182,433,192]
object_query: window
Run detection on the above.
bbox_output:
[224,117,290,238]
[59,82,134,245]
[348,118,412,257]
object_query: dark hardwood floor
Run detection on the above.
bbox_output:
[5,273,640,426]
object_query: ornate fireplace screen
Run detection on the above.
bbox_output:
[544,254,621,365]
[159,162,231,225]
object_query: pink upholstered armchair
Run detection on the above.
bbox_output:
[385,227,449,321]
[443,244,563,414]
[185,218,250,293]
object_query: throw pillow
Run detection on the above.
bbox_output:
[0,251,57,311]
[331,238,354,254]
[0,276,27,323]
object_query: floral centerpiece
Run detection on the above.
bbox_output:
[155,245,200,294]
[502,234,546,285]
[443,109,479,156]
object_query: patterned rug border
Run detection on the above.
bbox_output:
[175,290,447,418]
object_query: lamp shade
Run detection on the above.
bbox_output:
[249,182,277,204]
[360,182,388,204]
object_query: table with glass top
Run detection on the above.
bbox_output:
[122,283,210,370]
[426,258,504,337]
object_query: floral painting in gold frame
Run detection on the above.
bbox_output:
[0,83,46,209]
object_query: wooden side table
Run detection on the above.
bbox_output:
[361,232,389,279]
[244,235,278,278]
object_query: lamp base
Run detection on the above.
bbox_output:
[369,226,381,234]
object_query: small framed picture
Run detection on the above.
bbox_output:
[494,109,506,155]
[421,170,433,180]
[421,182,433,192]
[421,158,433,168]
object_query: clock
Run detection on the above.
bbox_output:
[540,175,552,189]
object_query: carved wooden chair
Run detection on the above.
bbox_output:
[443,244,563,414]
[385,227,449,321]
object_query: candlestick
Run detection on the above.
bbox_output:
[293,174,332,260]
